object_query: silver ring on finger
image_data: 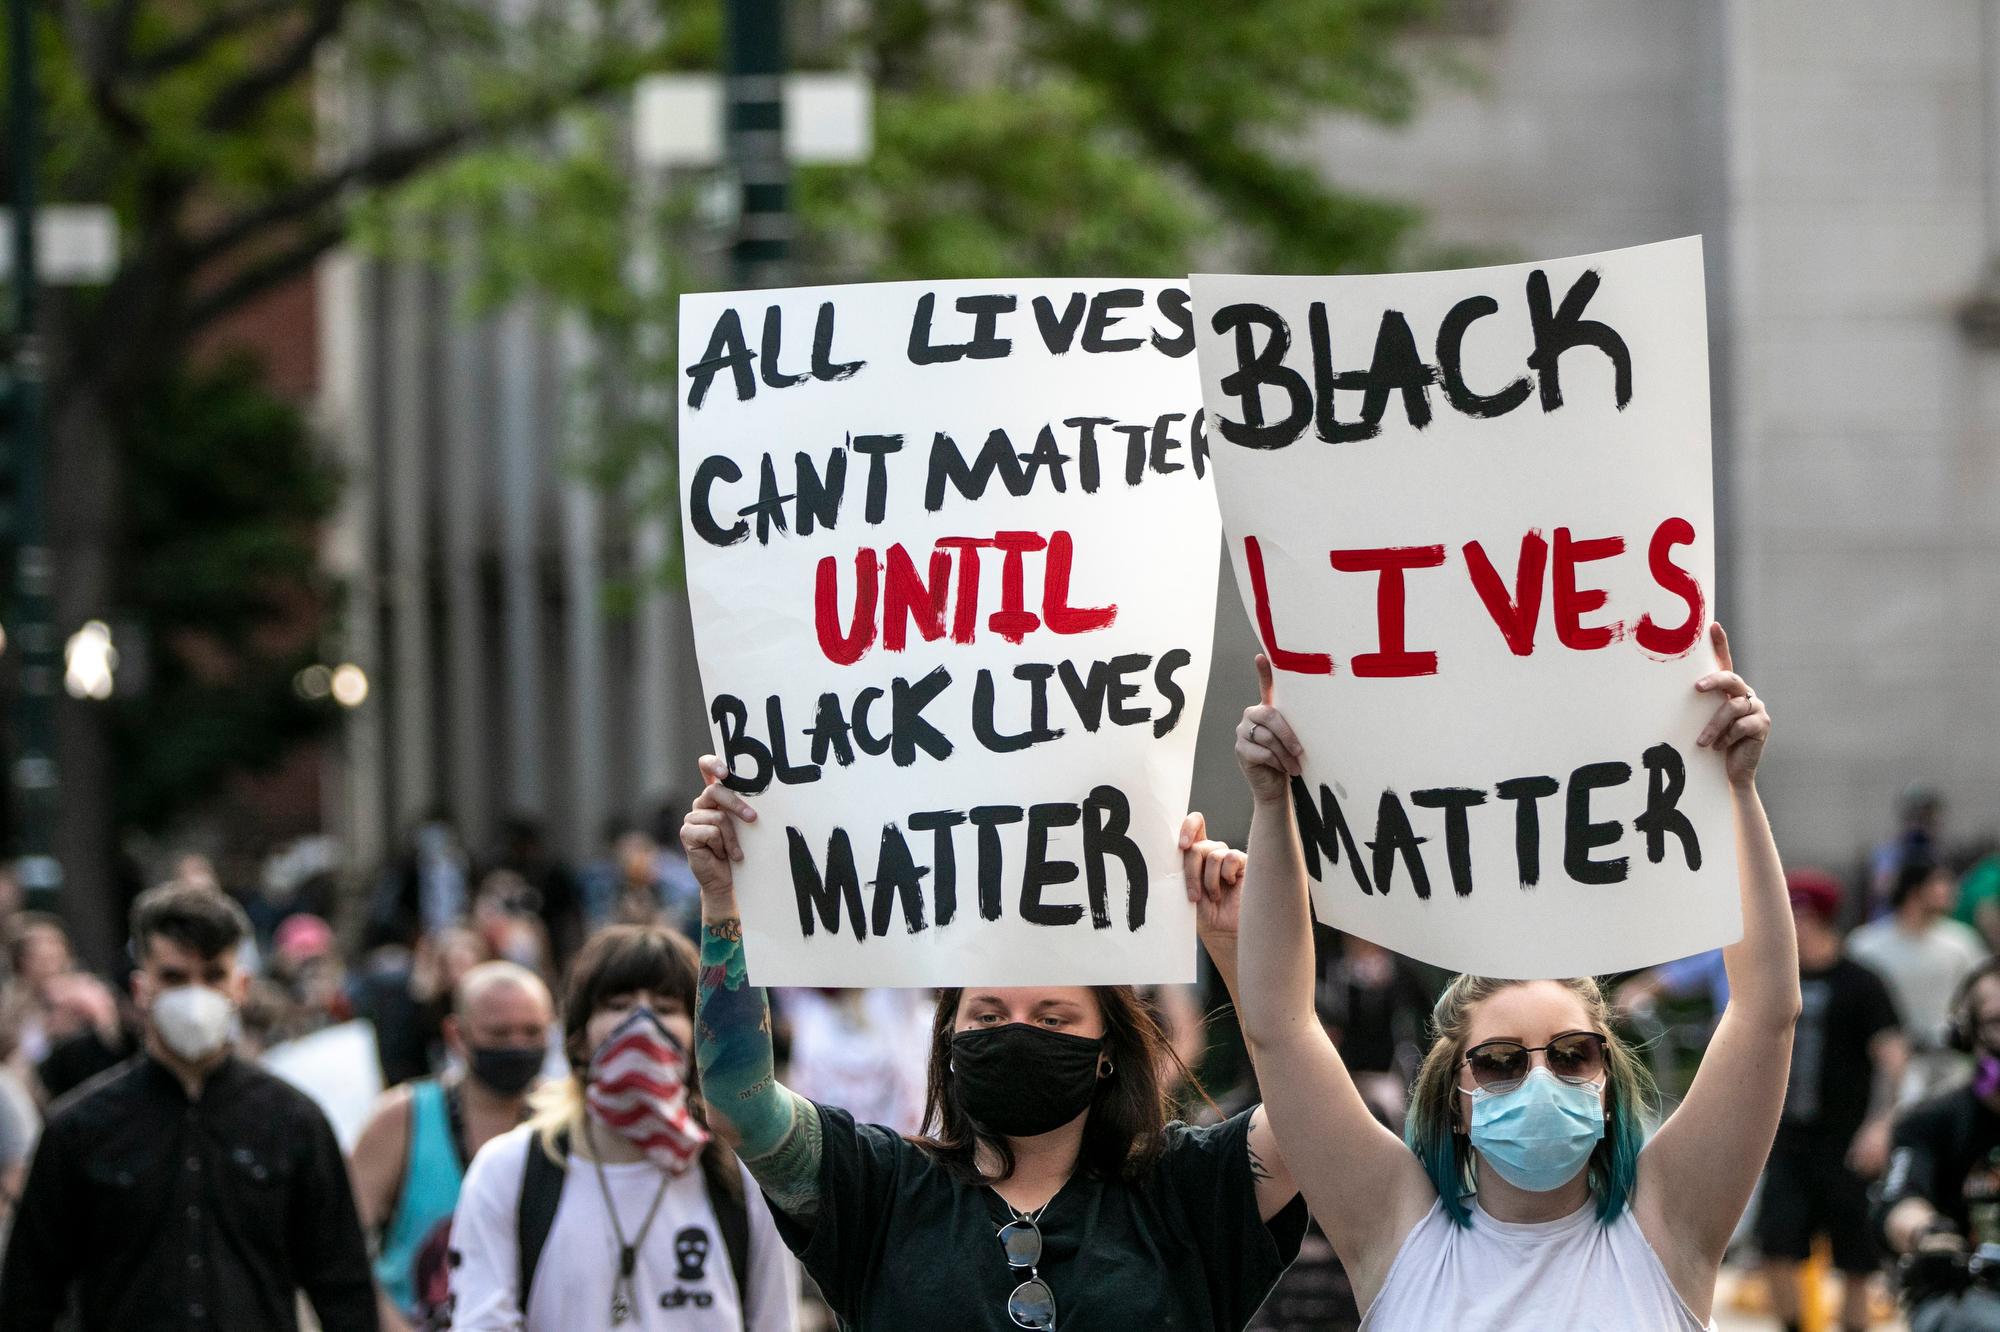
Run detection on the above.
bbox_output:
[1251,722,1266,745]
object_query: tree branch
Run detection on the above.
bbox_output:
[184,51,642,273]
[185,221,347,333]
[131,0,304,79]
[56,0,147,141]
[200,0,350,133]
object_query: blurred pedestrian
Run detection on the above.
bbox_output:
[404,926,493,1078]
[32,970,136,1102]
[0,882,376,1331]
[1957,842,2000,954]
[471,870,554,978]
[0,913,75,1068]
[1870,788,1946,918]
[447,925,798,1330]
[1314,933,1430,1125]
[350,921,427,1088]
[488,816,585,974]
[648,798,705,935]
[271,913,352,1036]
[0,1012,36,1253]
[370,814,471,948]
[1849,858,1987,1098]
[1755,869,1907,1332]
[350,961,554,1332]
[776,988,931,1135]
[586,822,699,941]
[1877,959,2000,1329]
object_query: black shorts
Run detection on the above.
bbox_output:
[1755,1128,1878,1275]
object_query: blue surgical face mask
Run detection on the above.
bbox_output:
[1464,1066,1606,1193]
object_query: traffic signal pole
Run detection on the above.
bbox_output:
[8,0,62,902]
[725,0,788,289]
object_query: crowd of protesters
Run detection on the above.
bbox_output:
[0,751,1996,1329]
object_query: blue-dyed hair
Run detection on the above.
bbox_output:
[1402,975,1654,1229]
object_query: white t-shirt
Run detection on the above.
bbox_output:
[777,989,932,1135]
[1847,916,1988,1046]
[447,1123,799,1332]
[1361,1197,1711,1331]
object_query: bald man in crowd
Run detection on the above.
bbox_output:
[350,962,554,1332]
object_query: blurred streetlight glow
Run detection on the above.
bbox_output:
[63,621,116,700]
[330,663,369,708]
[294,664,333,700]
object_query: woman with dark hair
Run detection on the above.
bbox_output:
[683,756,1306,1332]
[1230,626,1798,1330]
[447,924,798,1331]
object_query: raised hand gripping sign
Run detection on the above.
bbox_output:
[679,280,1220,986]
[1190,238,1740,978]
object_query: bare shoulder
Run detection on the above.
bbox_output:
[1629,1169,1717,1316]
[353,1083,417,1159]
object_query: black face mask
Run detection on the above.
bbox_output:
[469,1045,545,1096]
[950,1024,1106,1138]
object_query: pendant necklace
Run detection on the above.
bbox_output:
[584,1118,673,1326]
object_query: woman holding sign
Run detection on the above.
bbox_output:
[1233,624,1794,1330]
[682,757,1306,1332]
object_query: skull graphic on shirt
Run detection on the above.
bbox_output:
[673,1226,710,1282]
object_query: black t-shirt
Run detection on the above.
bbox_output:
[1782,957,1900,1141]
[1880,1087,2000,1247]
[771,1103,1306,1331]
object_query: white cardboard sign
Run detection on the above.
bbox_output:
[1190,238,1740,978]
[679,279,1219,986]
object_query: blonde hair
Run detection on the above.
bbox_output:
[1404,975,1656,1228]
[526,1076,585,1165]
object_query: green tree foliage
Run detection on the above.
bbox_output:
[111,359,343,832]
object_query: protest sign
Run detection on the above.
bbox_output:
[1190,237,1739,978]
[262,1019,384,1151]
[679,280,1219,986]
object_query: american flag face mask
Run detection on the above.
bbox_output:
[585,1006,711,1174]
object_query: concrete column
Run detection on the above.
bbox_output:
[557,314,608,857]
[317,247,389,884]
[383,252,436,825]
[441,238,493,849]
[628,168,682,803]
[495,300,545,815]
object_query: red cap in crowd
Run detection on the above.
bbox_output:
[1785,868,1843,923]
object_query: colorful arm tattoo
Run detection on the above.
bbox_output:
[697,917,823,1220]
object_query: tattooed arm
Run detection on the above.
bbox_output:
[685,759,825,1222]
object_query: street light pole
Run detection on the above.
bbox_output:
[6,0,61,902]
[725,0,788,289]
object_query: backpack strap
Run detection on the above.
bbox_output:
[699,1144,753,1327]
[515,1128,569,1312]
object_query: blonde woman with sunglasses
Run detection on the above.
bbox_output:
[1232,624,1798,1330]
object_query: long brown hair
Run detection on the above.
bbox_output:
[1404,975,1655,1228]
[527,925,741,1203]
[912,985,1193,1185]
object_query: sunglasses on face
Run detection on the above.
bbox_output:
[1462,1030,1608,1093]
[998,1217,1057,1330]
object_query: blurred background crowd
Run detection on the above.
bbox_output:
[2,782,1996,1328]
